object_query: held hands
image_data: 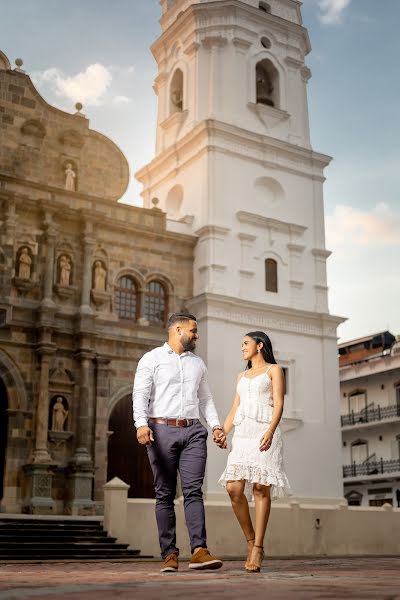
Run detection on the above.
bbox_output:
[259,429,273,452]
[137,426,154,446]
[213,427,227,449]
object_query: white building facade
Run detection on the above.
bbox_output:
[340,333,400,507]
[136,0,345,502]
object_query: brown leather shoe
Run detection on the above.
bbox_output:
[160,552,179,573]
[189,548,223,570]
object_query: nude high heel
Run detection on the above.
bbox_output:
[245,544,264,573]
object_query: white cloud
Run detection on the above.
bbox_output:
[32,63,112,106]
[326,203,400,251]
[113,95,131,105]
[318,0,351,24]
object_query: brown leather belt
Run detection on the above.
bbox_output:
[149,418,195,427]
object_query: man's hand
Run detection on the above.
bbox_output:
[212,427,227,449]
[137,426,154,446]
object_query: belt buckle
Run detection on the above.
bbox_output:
[175,419,180,427]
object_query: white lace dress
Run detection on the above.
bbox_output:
[219,369,291,501]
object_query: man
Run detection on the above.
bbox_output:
[133,312,227,573]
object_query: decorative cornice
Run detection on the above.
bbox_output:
[195,225,230,237]
[187,292,346,339]
[312,248,332,259]
[237,211,307,236]
[135,119,332,189]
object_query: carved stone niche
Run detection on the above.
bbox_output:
[91,248,111,311]
[13,245,38,295]
[48,362,75,436]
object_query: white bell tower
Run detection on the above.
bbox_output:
[137,0,345,502]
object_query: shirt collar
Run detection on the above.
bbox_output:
[163,342,190,357]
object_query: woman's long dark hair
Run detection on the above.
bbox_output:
[245,331,277,370]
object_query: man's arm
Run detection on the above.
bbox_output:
[197,364,220,429]
[197,364,227,448]
[132,353,154,444]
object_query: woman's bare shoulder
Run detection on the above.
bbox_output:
[236,370,246,380]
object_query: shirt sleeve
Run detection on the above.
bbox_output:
[132,352,154,429]
[197,362,221,430]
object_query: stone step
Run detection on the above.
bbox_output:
[0,534,115,542]
[0,516,145,561]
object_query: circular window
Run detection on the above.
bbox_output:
[261,37,271,49]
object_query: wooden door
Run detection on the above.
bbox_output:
[0,379,8,501]
[107,395,155,499]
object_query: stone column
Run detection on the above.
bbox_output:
[137,288,149,326]
[94,356,111,504]
[25,344,56,514]
[32,351,53,464]
[73,352,94,465]
[42,212,57,308]
[68,351,95,514]
[80,220,95,314]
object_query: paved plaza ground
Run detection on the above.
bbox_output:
[0,558,399,600]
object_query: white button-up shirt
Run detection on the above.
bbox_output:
[132,343,221,430]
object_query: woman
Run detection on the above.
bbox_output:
[219,331,291,572]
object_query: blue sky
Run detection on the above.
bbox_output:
[1,0,399,342]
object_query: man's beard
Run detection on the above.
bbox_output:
[182,335,196,352]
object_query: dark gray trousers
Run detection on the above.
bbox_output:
[147,420,208,558]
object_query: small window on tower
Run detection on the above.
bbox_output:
[259,2,271,13]
[256,59,279,108]
[170,68,184,114]
[265,258,278,293]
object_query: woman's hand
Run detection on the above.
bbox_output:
[259,429,274,452]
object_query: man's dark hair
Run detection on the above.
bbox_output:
[167,312,197,329]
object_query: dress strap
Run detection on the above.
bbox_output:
[265,364,274,375]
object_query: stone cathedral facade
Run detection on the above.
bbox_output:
[0,49,195,514]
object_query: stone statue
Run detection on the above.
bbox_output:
[59,254,72,286]
[256,64,274,107]
[93,261,106,291]
[51,397,68,432]
[18,247,32,279]
[64,163,76,192]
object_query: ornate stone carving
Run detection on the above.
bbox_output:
[59,129,84,148]
[21,119,46,139]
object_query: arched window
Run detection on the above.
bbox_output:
[256,59,279,108]
[115,276,139,321]
[265,259,278,293]
[145,281,167,325]
[170,68,183,114]
[259,2,271,13]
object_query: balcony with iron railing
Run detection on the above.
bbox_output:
[343,455,400,480]
[341,402,400,428]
